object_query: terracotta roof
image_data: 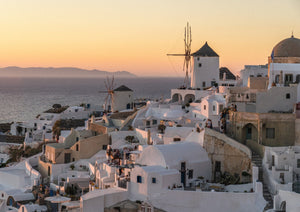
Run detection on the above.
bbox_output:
[192,42,219,57]
[114,85,133,92]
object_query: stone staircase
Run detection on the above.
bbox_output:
[251,152,273,210]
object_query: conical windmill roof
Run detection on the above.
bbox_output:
[114,85,133,92]
[192,42,219,57]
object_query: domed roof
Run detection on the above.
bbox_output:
[272,35,300,57]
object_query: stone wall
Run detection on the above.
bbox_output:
[227,111,295,146]
[89,123,107,135]
[0,135,24,144]
[203,128,252,182]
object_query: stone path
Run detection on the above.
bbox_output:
[251,152,273,210]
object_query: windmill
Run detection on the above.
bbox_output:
[99,76,115,112]
[167,22,192,88]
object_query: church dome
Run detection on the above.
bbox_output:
[272,35,300,57]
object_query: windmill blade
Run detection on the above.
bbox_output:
[104,95,109,110]
[107,94,112,111]
[166,54,186,56]
[111,75,115,90]
[104,79,109,91]
[182,58,186,72]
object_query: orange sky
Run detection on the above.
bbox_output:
[0,0,299,77]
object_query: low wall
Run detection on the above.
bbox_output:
[263,164,293,195]
[246,139,265,158]
[132,187,266,212]
[205,128,251,158]
[135,129,148,145]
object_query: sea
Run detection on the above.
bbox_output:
[0,77,183,123]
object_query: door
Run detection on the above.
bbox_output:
[285,74,293,86]
[64,153,71,163]
[181,162,186,187]
[246,127,252,140]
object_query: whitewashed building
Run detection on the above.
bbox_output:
[263,146,300,195]
[136,142,212,186]
[191,42,219,89]
[268,35,300,89]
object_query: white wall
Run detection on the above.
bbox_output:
[268,62,300,88]
[130,166,181,199]
[112,91,134,112]
[81,188,128,212]
[274,190,300,212]
[256,85,297,113]
[132,185,266,212]
[240,65,268,87]
[191,56,219,89]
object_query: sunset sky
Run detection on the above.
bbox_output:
[0,0,299,77]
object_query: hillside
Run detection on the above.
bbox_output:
[0,66,137,78]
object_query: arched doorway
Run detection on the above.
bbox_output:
[279,201,286,212]
[172,93,183,103]
[184,94,195,105]
[242,123,258,143]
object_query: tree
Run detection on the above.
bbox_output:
[52,120,61,140]
[125,136,135,143]
[158,124,166,134]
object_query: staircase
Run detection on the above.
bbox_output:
[251,152,273,210]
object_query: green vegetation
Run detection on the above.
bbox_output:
[7,144,43,164]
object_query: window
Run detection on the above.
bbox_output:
[215,161,221,172]
[204,105,206,110]
[137,175,142,183]
[152,120,157,125]
[266,128,275,139]
[198,63,202,67]
[275,75,280,83]
[296,75,300,83]
[297,159,300,168]
[152,177,156,184]
[213,105,215,111]
[197,57,200,61]
[173,137,181,142]
[202,81,206,87]
[76,144,79,151]
[146,121,150,126]
[188,170,193,179]
[285,74,293,85]
[286,93,290,99]
[280,173,285,182]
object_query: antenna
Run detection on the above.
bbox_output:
[167,22,193,88]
